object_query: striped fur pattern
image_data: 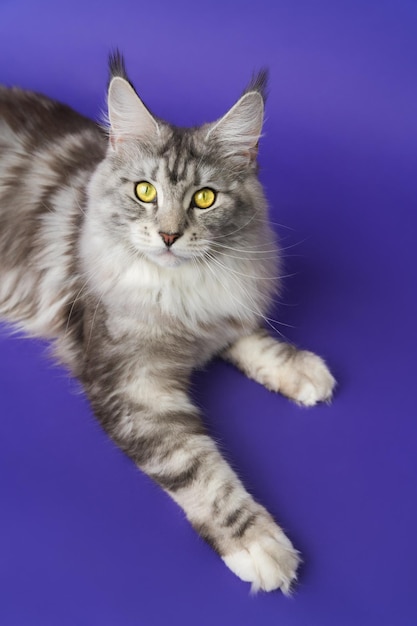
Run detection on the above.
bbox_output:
[0,54,335,593]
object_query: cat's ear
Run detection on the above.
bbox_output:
[205,70,268,164]
[107,76,160,150]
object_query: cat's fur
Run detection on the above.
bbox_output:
[0,53,335,593]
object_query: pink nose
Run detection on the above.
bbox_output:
[159,232,181,247]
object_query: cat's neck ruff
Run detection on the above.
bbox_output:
[80,227,270,333]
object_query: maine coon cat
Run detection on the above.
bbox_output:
[0,53,335,593]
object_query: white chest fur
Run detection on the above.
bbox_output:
[81,230,267,337]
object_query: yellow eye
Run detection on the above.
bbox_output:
[193,188,216,210]
[135,181,157,203]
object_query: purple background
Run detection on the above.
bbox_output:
[1,1,417,624]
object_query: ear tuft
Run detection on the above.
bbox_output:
[244,68,269,103]
[108,49,129,83]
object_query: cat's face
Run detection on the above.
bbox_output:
[103,129,266,269]
[92,71,268,269]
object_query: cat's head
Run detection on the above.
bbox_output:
[93,53,269,269]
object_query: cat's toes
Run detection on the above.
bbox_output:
[279,350,336,407]
[222,529,300,593]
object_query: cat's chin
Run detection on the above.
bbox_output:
[148,250,188,269]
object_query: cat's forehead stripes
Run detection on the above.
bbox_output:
[158,130,200,186]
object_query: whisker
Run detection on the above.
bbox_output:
[209,249,279,262]
[210,241,279,255]
[204,252,291,282]
[210,210,261,240]
[266,219,295,231]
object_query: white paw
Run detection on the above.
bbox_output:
[222,528,300,594]
[279,350,336,407]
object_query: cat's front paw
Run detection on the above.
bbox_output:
[278,350,336,407]
[222,511,300,593]
[222,502,300,594]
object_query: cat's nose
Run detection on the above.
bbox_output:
[159,232,181,247]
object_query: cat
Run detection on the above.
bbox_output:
[0,52,335,593]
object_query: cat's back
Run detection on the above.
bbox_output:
[0,86,106,338]
[0,86,106,191]
[0,86,101,147]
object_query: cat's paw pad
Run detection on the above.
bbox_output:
[222,530,300,593]
[280,350,336,407]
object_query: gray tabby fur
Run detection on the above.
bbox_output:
[0,53,336,593]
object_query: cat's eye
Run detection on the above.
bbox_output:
[135,181,157,203]
[193,188,216,210]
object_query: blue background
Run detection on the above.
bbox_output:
[1,1,417,624]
